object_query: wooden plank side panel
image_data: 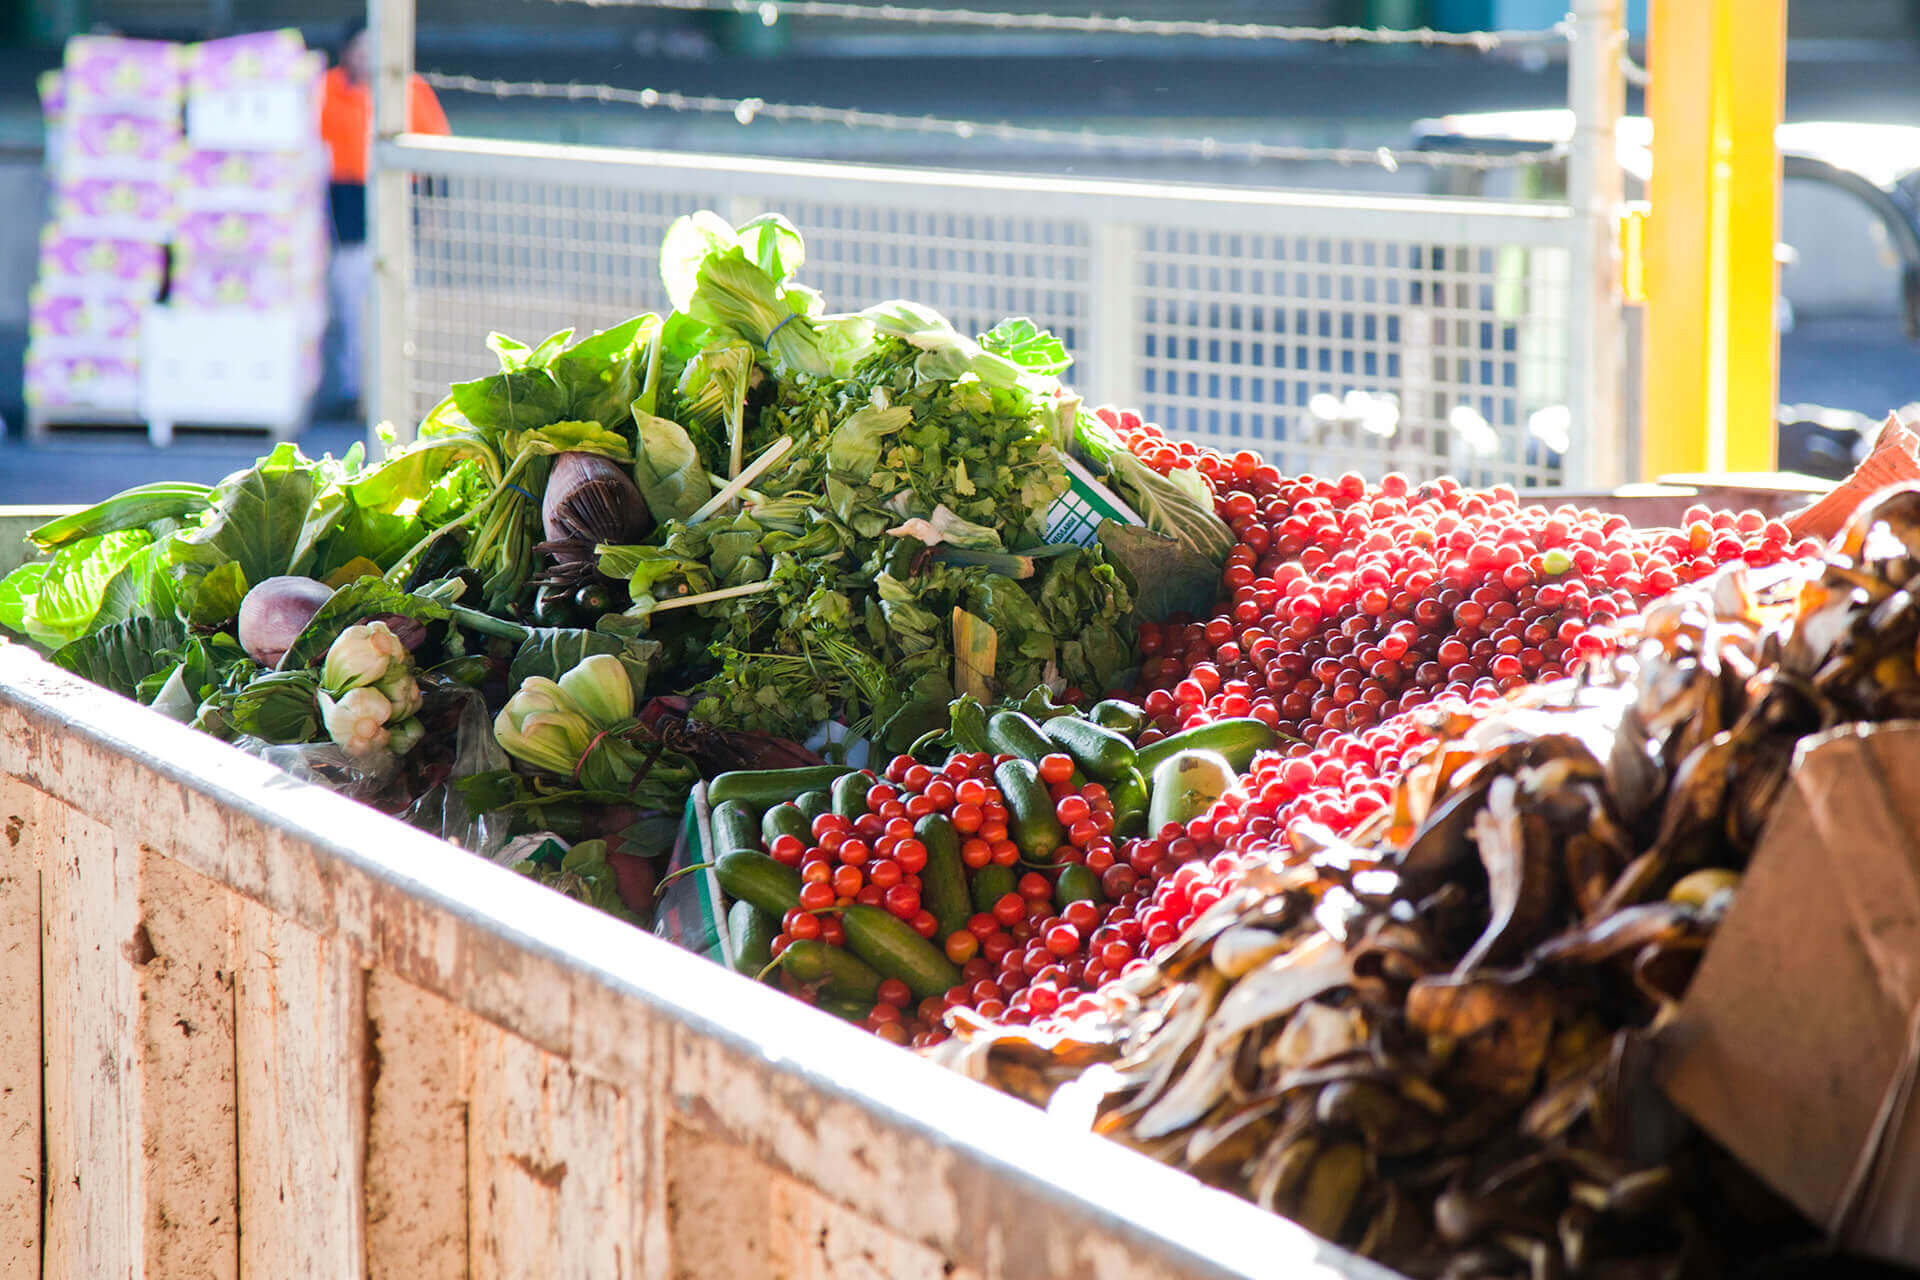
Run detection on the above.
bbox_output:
[40,798,139,1280]
[234,901,368,1280]
[134,851,239,1279]
[365,970,470,1280]
[0,778,43,1279]
[468,1024,646,1280]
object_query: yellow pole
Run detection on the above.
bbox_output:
[1642,0,1786,479]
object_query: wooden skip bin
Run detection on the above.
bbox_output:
[0,642,1399,1280]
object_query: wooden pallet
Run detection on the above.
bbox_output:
[25,407,305,448]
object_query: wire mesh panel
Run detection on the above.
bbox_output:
[779,203,1091,376]
[1134,226,1570,487]
[390,138,1584,485]
[407,175,719,422]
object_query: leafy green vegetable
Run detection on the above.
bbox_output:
[632,410,713,522]
[168,444,325,625]
[507,627,660,703]
[1073,408,1234,567]
[12,529,154,647]
[48,615,187,697]
[194,669,322,743]
[0,562,48,639]
[979,317,1072,376]
[513,838,640,923]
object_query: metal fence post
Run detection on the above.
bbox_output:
[1089,219,1139,411]
[1566,0,1627,487]
[367,0,416,447]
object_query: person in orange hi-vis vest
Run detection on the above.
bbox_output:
[319,16,449,415]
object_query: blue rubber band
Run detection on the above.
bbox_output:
[504,483,537,501]
[762,312,801,347]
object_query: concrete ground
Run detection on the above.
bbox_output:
[0,418,362,505]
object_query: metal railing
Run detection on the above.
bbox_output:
[368,3,1627,487]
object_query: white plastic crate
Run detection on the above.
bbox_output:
[139,304,309,444]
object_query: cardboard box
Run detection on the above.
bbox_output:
[140,304,308,428]
[54,177,175,238]
[62,36,184,120]
[1662,721,1920,1268]
[652,782,731,966]
[61,113,182,181]
[36,231,165,295]
[24,344,140,412]
[28,290,142,346]
[170,258,323,309]
[176,147,326,213]
[186,32,321,152]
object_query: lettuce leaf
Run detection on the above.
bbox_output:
[168,443,322,625]
[632,411,712,522]
[49,615,187,698]
[15,529,154,647]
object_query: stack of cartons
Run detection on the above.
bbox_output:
[25,36,182,428]
[25,30,329,444]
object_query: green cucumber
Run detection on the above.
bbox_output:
[795,790,833,822]
[715,850,803,917]
[708,765,854,812]
[840,905,961,1002]
[1134,718,1275,777]
[1055,863,1103,908]
[761,802,811,848]
[971,864,1017,914]
[831,771,873,820]
[1040,716,1136,782]
[1109,765,1150,838]
[711,800,762,856]
[1089,698,1146,735]
[915,813,970,940]
[729,900,778,976]
[995,758,1065,863]
[1147,749,1238,836]
[986,710,1054,762]
[818,995,874,1024]
[780,939,883,1004]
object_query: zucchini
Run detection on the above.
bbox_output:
[1110,766,1150,838]
[1055,863,1102,908]
[840,905,961,1002]
[1134,717,1274,777]
[915,813,970,939]
[795,790,833,822]
[780,939,883,1004]
[1040,715,1135,782]
[1089,698,1146,735]
[1147,749,1237,836]
[711,800,762,856]
[715,851,802,917]
[986,710,1054,762]
[760,802,811,848]
[831,771,872,820]
[995,758,1065,863]
[971,864,1017,914]
[729,900,778,976]
[708,765,855,812]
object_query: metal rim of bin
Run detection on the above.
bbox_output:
[0,642,1404,1280]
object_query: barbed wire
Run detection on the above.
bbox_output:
[423,72,1571,171]
[521,0,1570,50]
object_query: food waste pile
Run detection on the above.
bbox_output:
[0,207,1885,1279]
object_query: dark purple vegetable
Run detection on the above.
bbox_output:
[365,612,429,651]
[237,576,333,665]
[542,452,652,555]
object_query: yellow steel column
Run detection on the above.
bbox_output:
[1642,0,1787,478]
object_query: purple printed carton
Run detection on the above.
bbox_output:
[55,177,175,237]
[63,114,181,179]
[28,291,142,345]
[176,148,326,212]
[63,36,184,119]
[175,209,299,262]
[40,71,65,175]
[170,259,313,309]
[37,230,166,295]
[24,344,141,412]
[188,30,314,94]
